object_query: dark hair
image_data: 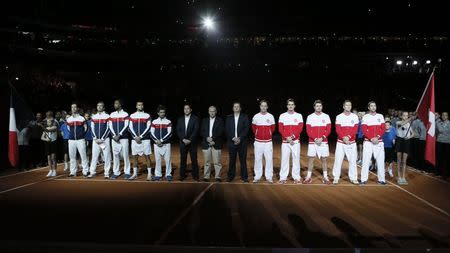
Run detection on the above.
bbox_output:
[259,99,268,105]
[114,99,123,106]
[157,105,166,112]
[313,100,322,106]
[184,103,192,109]
[97,101,105,105]
[208,105,217,110]
[286,98,295,105]
[233,101,241,107]
[385,121,391,124]
[367,101,376,107]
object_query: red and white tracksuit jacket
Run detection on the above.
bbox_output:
[278,112,303,143]
[361,113,385,142]
[306,112,331,144]
[251,112,275,142]
[335,112,359,144]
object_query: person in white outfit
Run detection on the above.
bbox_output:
[304,100,332,184]
[88,101,111,178]
[278,98,303,184]
[109,99,131,180]
[251,100,275,183]
[332,100,359,185]
[66,103,89,177]
[150,105,173,181]
[361,101,387,185]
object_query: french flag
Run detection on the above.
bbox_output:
[8,93,19,167]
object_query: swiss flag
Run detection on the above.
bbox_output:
[416,70,436,166]
[8,93,19,167]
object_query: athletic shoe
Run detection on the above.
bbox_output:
[104,174,110,179]
[146,174,152,181]
[124,174,131,180]
[152,176,162,181]
[350,179,359,185]
[377,181,387,185]
[110,174,120,180]
[333,178,339,185]
[278,180,287,184]
[68,173,76,177]
[322,177,332,185]
[166,175,173,182]
[46,170,53,177]
[82,172,88,178]
[87,173,96,178]
[303,177,312,184]
[293,179,302,184]
[252,179,260,183]
[50,170,57,177]
[128,174,137,180]
[360,181,367,185]
[397,178,403,185]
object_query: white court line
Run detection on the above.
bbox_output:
[154,183,215,245]
[0,175,65,195]
[0,163,64,179]
[54,178,392,187]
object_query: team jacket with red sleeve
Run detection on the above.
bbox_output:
[251,112,276,142]
[306,112,331,144]
[361,113,385,142]
[335,112,359,144]
[278,111,303,143]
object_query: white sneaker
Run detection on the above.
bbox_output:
[51,170,57,177]
[46,170,52,177]
[129,173,138,180]
[333,178,339,185]
[252,178,260,183]
[87,173,96,178]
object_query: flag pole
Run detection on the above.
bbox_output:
[415,66,436,112]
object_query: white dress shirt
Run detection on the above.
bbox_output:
[209,117,215,137]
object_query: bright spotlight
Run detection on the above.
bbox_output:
[396,60,403,65]
[426,60,431,64]
[412,60,418,65]
[202,17,214,30]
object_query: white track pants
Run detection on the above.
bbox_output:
[154,144,172,177]
[69,139,88,175]
[279,142,301,181]
[361,141,385,182]
[253,141,273,181]
[112,139,130,175]
[90,138,111,176]
[332,142,357,181]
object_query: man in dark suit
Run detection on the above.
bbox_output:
[176,104,200,181]
[225,102,250,182]
[200,106,225,182]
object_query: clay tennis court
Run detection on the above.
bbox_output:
[1,143,449,252]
